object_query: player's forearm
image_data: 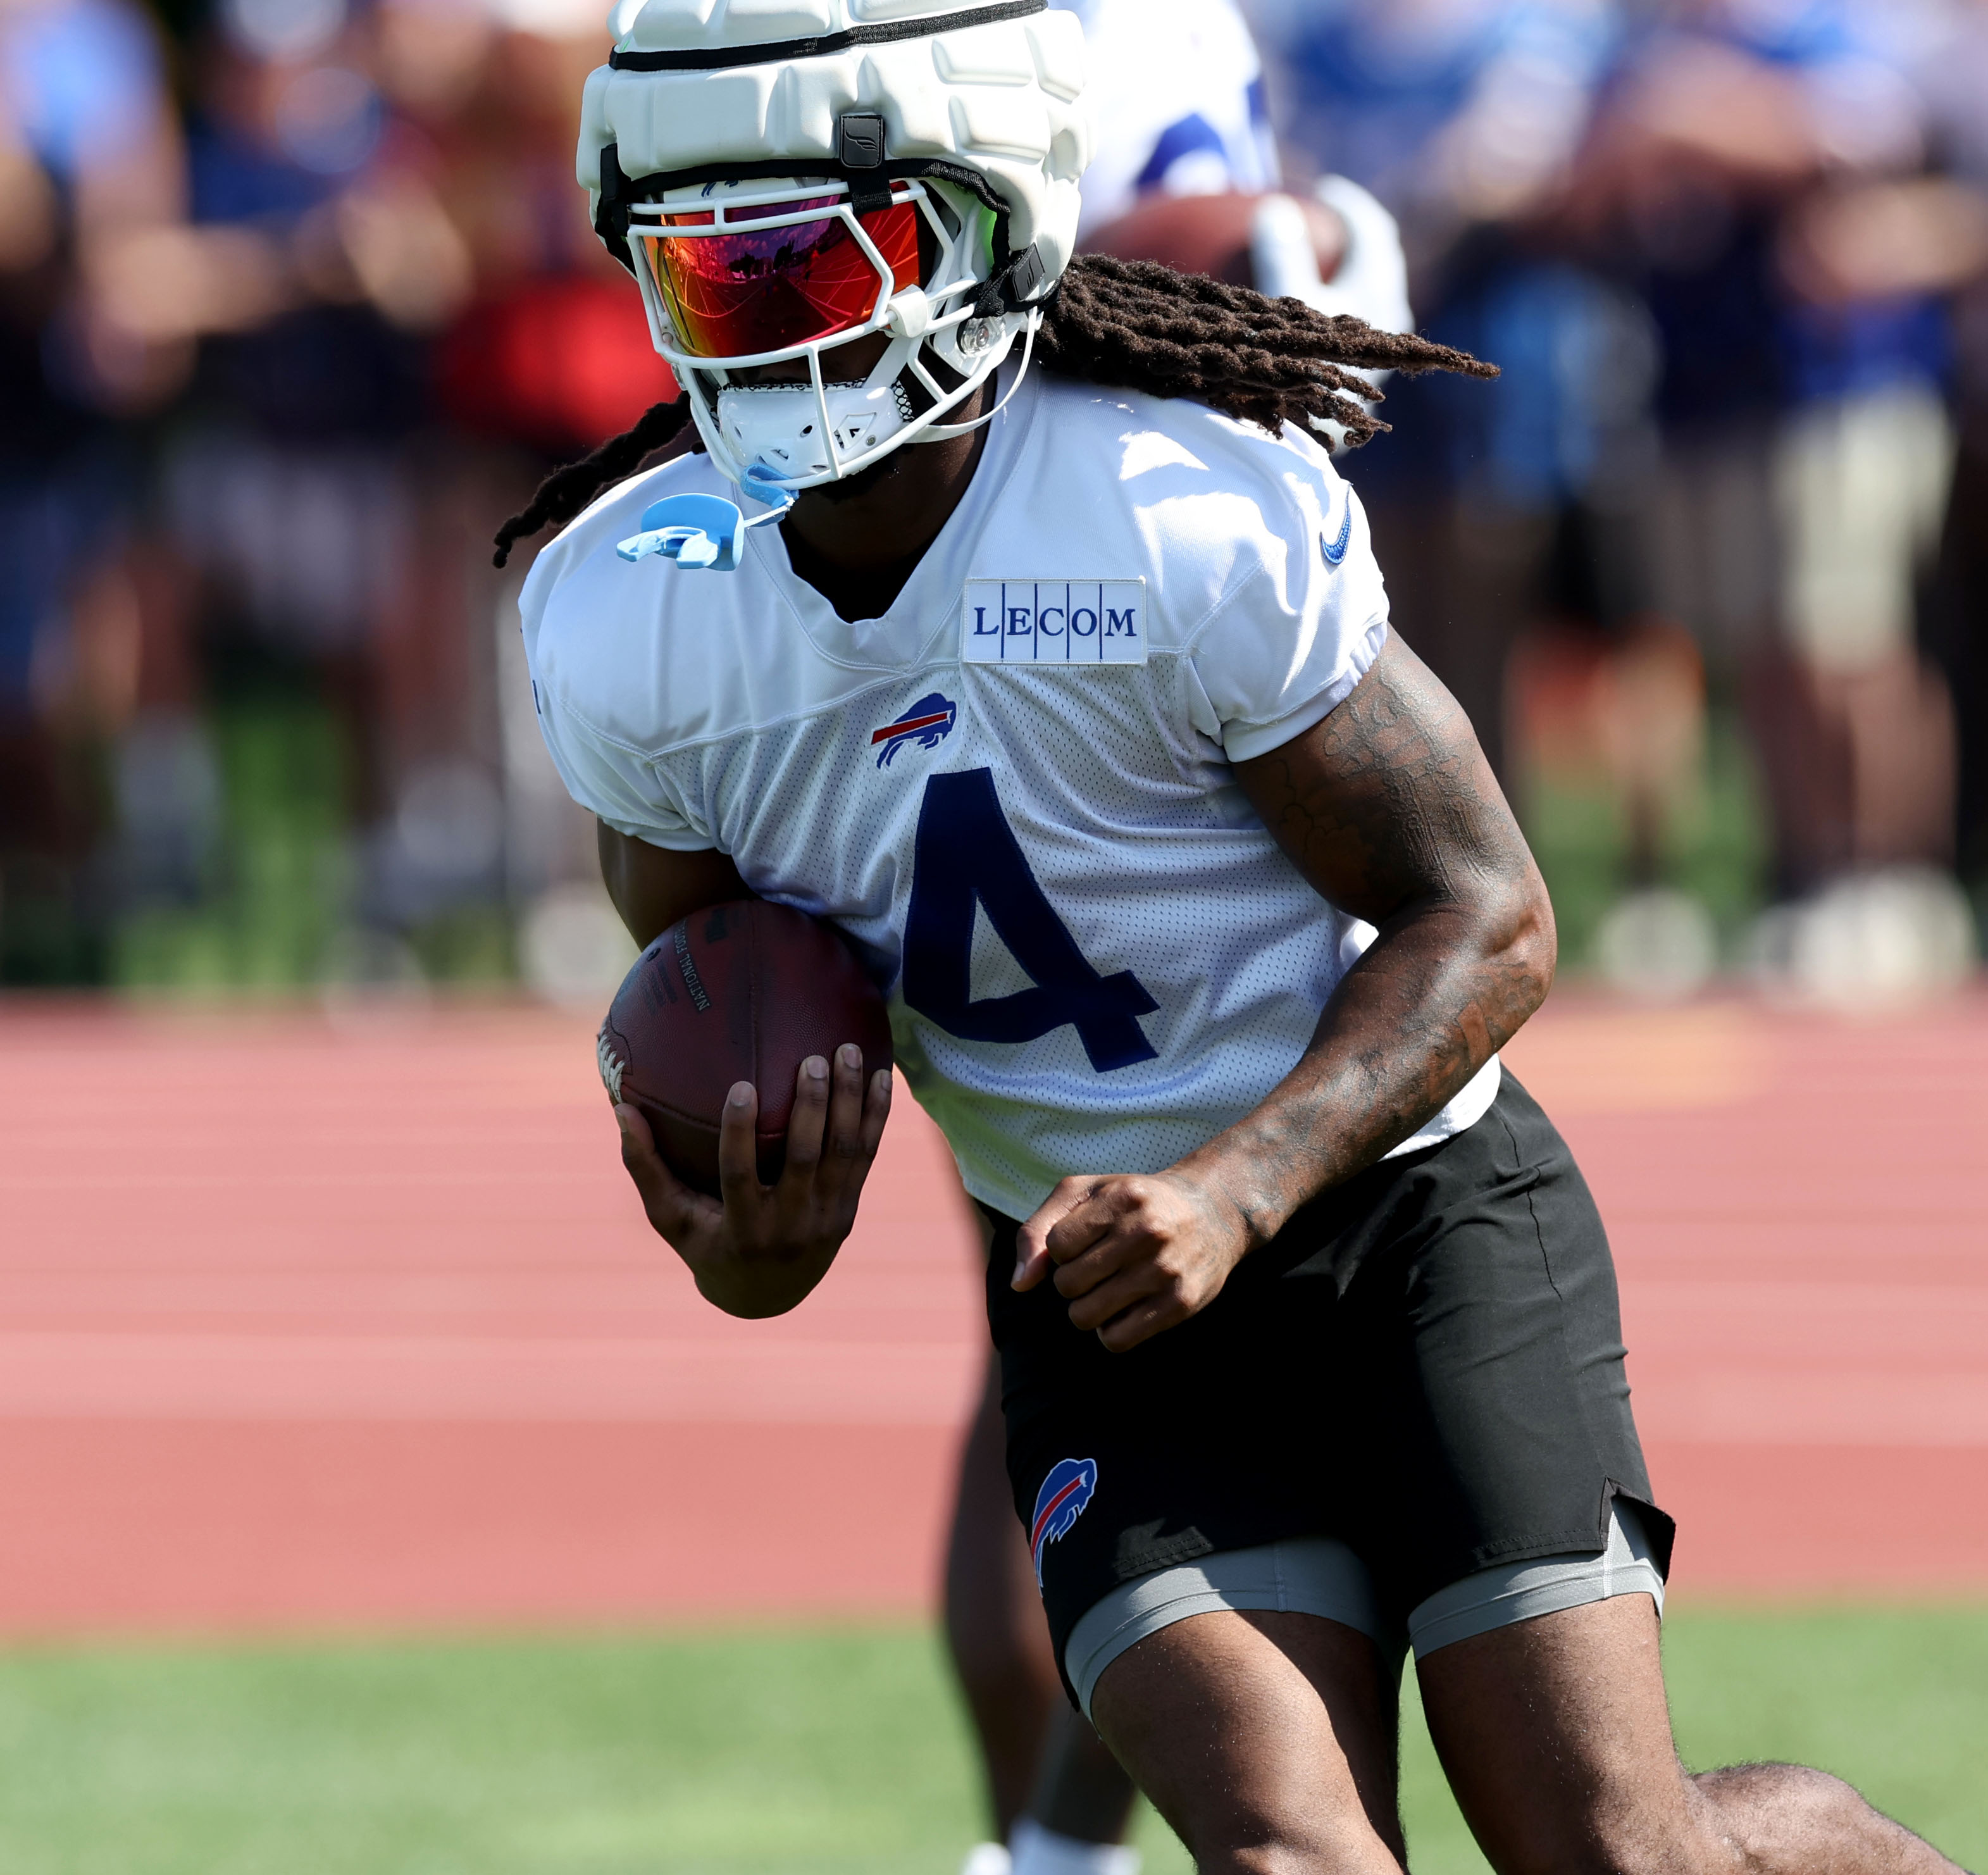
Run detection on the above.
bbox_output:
[1210,633,1556,1248]
[1173,882,1554,1249]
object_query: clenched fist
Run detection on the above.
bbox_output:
[1012,1170,1254,1352]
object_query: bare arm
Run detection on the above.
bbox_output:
[1015,632,1555,1348]
[594,820,892,1319]
[598,820,750,946]
[1212,630,1555,1214]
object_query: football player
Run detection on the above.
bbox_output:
[504,6,1965,1872]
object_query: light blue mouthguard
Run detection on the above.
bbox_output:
[616,466,797,572]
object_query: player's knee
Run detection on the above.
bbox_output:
[1547,1764,1866,1875]
[1694,1759,1854,1808]
[1690,1761,1874,1866]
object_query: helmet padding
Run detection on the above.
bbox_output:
[580,2,1089,298]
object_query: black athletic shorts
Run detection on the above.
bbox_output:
[983,1073,1675,1698]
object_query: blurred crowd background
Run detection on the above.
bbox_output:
[3,0,1985,1009]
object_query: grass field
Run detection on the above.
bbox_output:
[0,1609,1981,1875]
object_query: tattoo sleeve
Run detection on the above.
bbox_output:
[1186,631,1556,1247]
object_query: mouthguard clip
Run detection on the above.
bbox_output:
[616,466,797,573]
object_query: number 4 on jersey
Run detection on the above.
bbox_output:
[902,768,1159,1073]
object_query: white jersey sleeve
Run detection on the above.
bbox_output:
[521,488,716,852]
[1181,463,1389,764]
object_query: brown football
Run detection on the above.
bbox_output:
[597,899,894,1195]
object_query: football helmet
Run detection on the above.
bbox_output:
[579,0,1093,497]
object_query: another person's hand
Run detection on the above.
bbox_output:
[616,1043,891,1317]
[1012,1169,1254,1352]
[1779,177,1988,306]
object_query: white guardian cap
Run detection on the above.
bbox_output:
[578,0,1093,492]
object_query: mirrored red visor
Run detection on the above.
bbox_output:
[635,193,931,360]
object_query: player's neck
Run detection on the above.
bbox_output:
[779,377,996,623]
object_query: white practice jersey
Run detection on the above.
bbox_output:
[522,377,1499,1220]
[1051,0,1277,240]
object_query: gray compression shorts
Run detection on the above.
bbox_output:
[1064,1498,1665,1722]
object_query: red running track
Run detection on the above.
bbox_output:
[0,992,1982,1636]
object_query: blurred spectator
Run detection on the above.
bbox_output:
[97,0,468,987]
[1249,0,1615,265]
[429,0,672,463]
[1566,0,1981,990]
[1,0,185,980]
[1243,0,1636,795]
[94,0,657,995]
[1911,0,1988,906]
[1245,0,1986,995]
[426,0,671,1002]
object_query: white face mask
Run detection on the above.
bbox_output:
[711,336,928,486]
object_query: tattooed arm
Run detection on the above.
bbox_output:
[1012,632,1556,1349]
[1221,631,1555,1196]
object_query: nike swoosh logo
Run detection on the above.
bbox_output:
[1322,502,1352,567]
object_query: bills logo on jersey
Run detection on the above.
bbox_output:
[871,692,957,767]
[1029,1456,1098,1588]
[964,580,1148,666]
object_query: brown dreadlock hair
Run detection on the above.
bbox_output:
[491,252,1496,569]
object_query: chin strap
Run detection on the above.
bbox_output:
[616,466,797,572]
[920,310,1040,441]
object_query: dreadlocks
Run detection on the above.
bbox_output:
[492,394,699,570]
[1038,255,1494,441]
[491,254,1496,568]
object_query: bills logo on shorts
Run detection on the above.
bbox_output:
[871,692,957,767]
[1029,1457,1098,1588]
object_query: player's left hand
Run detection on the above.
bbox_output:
[1012,1172,1252,1352]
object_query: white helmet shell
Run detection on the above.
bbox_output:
[578,1,1091,302]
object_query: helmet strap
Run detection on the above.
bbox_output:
[921,310,1040,440]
